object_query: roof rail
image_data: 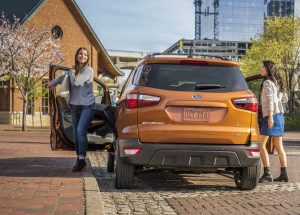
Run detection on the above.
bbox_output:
[143,52,229,61]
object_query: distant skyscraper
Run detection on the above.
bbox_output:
[295,0,300,17]
[196,0,264,41]
[195,0,295,42]
[265,0,294,17]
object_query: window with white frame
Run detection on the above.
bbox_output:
[0,81,9,88]
[42,80,49,115]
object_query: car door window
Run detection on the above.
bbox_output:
[94,82,105,105]
[132,65,144,85]
[54,69,74,142]
[119,68,137,98]
[247,77,264,126]
[247,78,263,104]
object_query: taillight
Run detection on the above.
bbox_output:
[138,94,161,108]
[248,149,260,157]
[179,60,208,66]
[125,94,138,109]
[125,93,161,109]
[124,147,141,155]
[232,97,258,112]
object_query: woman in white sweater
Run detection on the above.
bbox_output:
[259,60,289,183]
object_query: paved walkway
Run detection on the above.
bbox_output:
[0,131,85,215]
[89,142,300,215]
[0,125,299,215]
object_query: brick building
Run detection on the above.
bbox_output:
[0,0,123,126]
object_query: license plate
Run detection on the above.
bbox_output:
[183,108,209,122]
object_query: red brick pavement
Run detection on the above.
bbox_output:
[166,144,300,215]
[168,190,300,215]
[0,131,85,215]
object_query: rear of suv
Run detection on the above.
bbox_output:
[111,54,261,190]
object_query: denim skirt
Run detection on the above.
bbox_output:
[260,114,284,136]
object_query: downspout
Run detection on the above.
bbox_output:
[11,78,14,112]
[91,44,93,70]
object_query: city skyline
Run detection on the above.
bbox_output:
[75,0,299,52]
[198,0,295,42]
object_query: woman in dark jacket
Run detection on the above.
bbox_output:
[48,47,95,172]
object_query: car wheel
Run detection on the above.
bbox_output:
[234,162,261,190]
[114,150,135,189]
[107,151,114,173]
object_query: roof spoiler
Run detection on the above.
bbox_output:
[143,53,229,61]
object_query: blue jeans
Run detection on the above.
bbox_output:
[71,105,95,156]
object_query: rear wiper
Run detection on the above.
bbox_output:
[170,81,196,87]
[195,84,226,90]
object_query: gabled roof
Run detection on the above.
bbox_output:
[0,0,124,77]
[64,0,124,77]
[0,0,45,23]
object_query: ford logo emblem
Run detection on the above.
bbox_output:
[192,95,202,100]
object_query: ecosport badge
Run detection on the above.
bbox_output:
[192,95,203,100]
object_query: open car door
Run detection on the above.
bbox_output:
[246,74,274,153]
[49,65,115,150]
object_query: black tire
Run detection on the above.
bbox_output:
[235,162,261,190]
[114,151,135,189]
[107,151,114,173]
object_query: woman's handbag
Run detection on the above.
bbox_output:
[56,74,70,108]
[266,137,275,154]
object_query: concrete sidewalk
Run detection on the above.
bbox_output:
[284,131,300,142]
[0,131,103,215]
[0,124,50,132]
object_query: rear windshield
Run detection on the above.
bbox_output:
[133,64,248,92]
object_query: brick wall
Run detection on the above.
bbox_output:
[10,0,98,113]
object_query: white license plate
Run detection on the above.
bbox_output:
[183,108,209,122]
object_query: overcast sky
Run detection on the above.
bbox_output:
[75,0,195,52]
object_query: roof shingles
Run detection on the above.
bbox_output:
[0,0,123,77]
[0,0,45,23]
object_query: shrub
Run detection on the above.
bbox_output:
[284,114,300,131]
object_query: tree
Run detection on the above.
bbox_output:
[0,15,63,131]
[241,16,300,112]
[0,14,20,81]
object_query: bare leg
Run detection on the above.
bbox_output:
[259,135,274,182]
[260,135,270,167]
[273,136,288,182]
[273,136,287,167]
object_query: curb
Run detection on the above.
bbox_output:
[0,128,50,132]
[284,140,300,145]
[83,158,105,215]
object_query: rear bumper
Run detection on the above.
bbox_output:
[117,139,260,168]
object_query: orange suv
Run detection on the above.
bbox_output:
[111,54,261,190]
